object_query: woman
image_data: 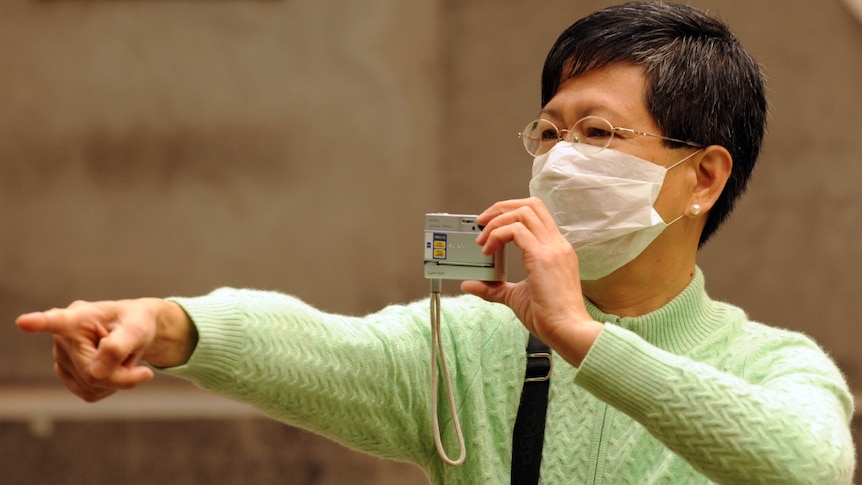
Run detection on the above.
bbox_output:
[17,3,855,484]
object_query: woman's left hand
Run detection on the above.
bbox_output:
[461,197,602,365]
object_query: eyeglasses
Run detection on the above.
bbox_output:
[519,115,703,156]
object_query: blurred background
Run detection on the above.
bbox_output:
[1,0,859,483]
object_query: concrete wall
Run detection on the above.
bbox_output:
[1,0,859,483]
[0,0,441,379]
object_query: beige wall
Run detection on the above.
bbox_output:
[0,0,441,379]
[0,0,859,483]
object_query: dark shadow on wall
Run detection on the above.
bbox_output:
[0,418,430,485]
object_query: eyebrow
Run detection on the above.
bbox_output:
[538,104,630,126]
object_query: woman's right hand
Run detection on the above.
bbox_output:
[461,197,602,367]
[16,298,195,402]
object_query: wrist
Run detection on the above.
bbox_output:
[143,299,198,368]
[551,318,603,367]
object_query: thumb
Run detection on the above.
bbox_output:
[460,280,510,304]
[90,325,153,382]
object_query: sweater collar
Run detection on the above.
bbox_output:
[583,267,728,355]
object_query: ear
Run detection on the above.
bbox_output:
[689,145,732,215]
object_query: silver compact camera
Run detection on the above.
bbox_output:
[423,213,506,282]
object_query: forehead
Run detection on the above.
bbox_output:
[541,63,653,127]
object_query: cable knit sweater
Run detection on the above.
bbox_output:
[164,268,855,484]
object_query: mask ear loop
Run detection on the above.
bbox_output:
[664,148,703,171]
[662,148,704,226]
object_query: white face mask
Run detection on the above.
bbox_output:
[528,142,698,280]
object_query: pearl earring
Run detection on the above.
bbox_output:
[690,204,702,216]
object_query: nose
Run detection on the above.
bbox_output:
[558,129,577,144]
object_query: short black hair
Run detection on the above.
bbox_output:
[541,2,767,246]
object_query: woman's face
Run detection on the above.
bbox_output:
[538,62,697,223]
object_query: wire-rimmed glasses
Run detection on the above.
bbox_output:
[519,116,703,156]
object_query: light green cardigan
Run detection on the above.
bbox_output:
[165,269,855,484]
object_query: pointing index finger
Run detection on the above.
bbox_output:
[16,308,108,339]
[15,311,54,333]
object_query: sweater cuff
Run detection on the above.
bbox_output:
[158,294,248,391]
[574,324,680,421]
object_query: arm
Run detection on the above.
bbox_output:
[577,324,855,484]
[159,288,526,469]
[16,298,197,402]
[18,288,527,475]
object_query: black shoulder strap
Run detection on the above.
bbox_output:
[510,333,552,485]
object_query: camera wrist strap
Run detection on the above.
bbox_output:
[510,333,552,485]
[429,280,466,466]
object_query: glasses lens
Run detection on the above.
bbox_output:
[521,119,560,156]
[571,116,615,154]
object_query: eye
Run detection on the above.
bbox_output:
[582,126,613,140]
[572,116,616,145]
[521,119,563,156]
[539,128,559,141]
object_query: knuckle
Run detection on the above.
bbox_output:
[79,372,100,387]
[551,242,576,259]
[97,345,125,366]
[104,326,142,353]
